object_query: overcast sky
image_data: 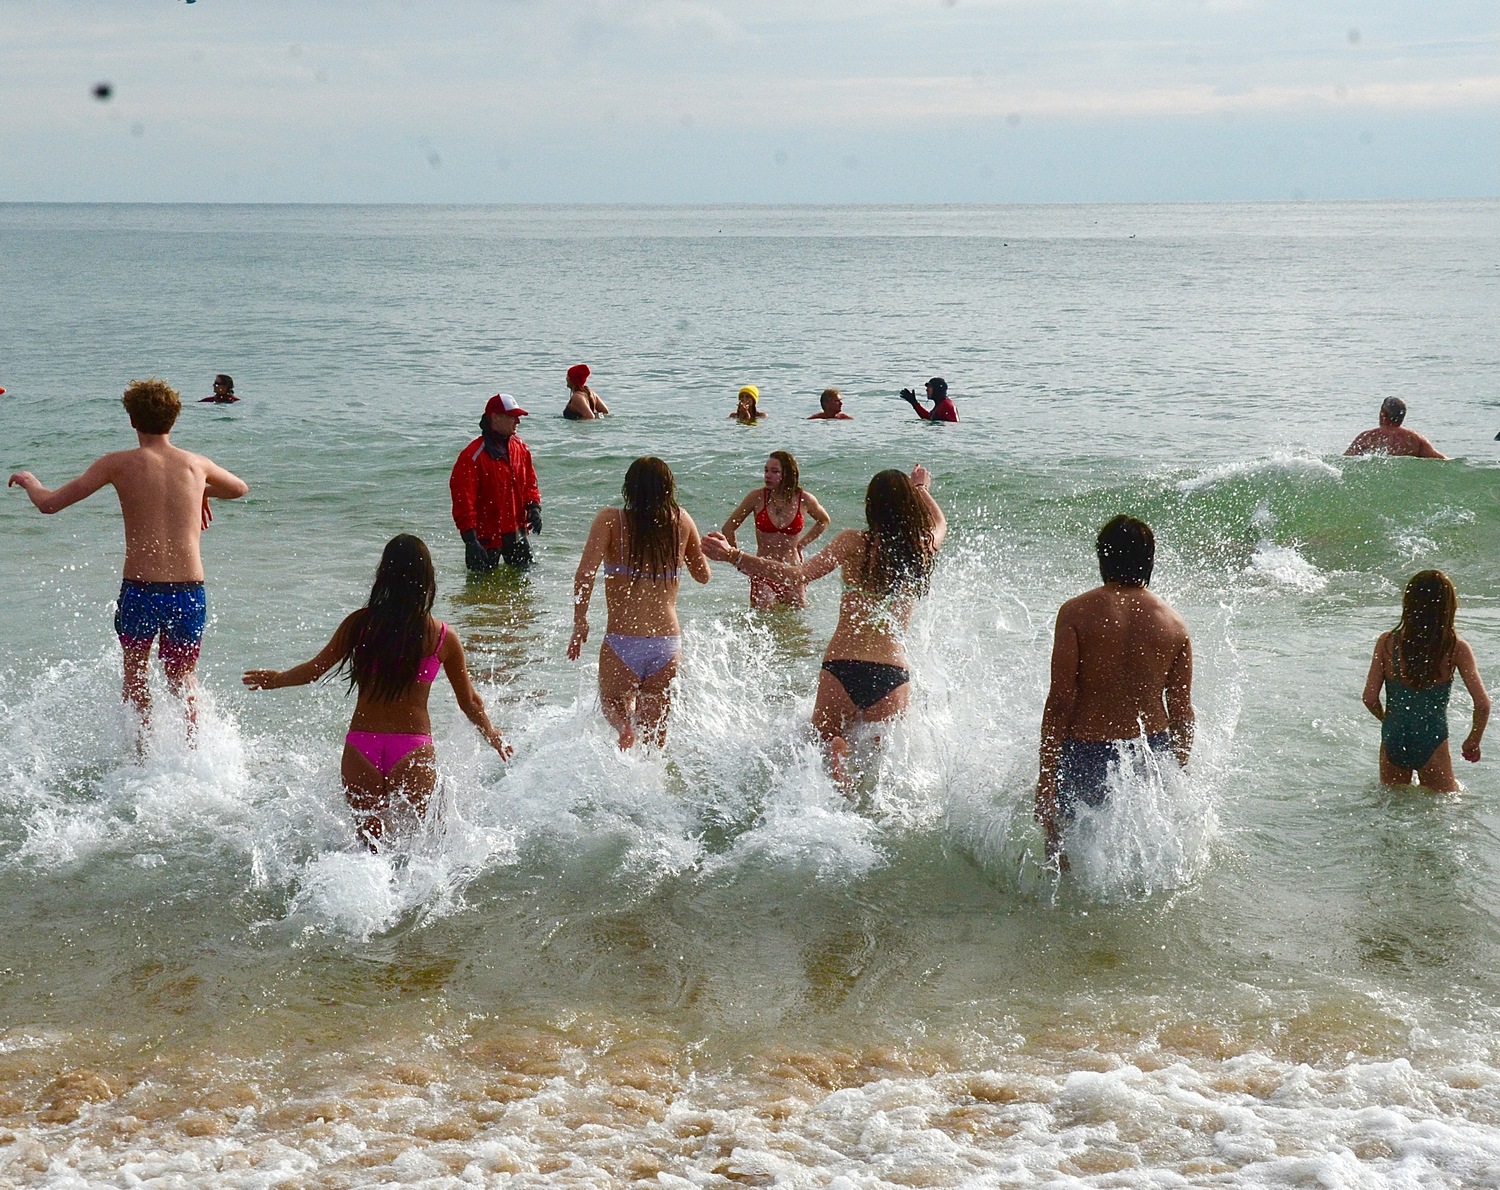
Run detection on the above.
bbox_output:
[1,0,1494,202]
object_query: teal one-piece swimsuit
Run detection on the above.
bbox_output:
[1382,639,1453,770]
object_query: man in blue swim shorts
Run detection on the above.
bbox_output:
[1035,515,1195,865]
[10,378,248,745]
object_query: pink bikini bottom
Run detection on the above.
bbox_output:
[345,730,433,777]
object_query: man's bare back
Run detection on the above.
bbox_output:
[1047,585,1193,744]
[9,378,248,740]
[1035,516,1194,861]
[1344,425,1445,459]
[10,437,247,581]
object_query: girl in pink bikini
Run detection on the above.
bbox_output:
[719,451,831,609]
[244,535,511,848]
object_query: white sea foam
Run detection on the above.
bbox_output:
[1247,540,1329,592]
[1177,453,1342,495]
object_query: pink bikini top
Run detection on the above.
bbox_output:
[416,622,447,683]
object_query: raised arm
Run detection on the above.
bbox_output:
[720,490,758,549]
[798,491,832,552]
[8,455,115,514]
[568,509,613,660]
[439,628,512,759]
[911,465,947,551]
[1164,634,1195,767]
[1452,637,1490,762]
[1362,634,1390,721]
[243,612,360,690]
[1036,608,1080,861]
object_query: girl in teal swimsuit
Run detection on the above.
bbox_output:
[245,535,511,848]
[1362,570,1490,792]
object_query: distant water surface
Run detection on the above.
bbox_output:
[1,201,1498,1186]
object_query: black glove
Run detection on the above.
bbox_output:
[525,502,543,536]
[899,388,918,403]
[461,529,486,571]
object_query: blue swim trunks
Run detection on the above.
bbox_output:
[114,580,207,667]
[1056,731,1172,819]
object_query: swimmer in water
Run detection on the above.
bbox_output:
[1344,397,1445,458]
[562,364,609,420]
[1361,570,1488,792]
[200,374,240,404]
[244,534,511,849]
[730,385,767,423]
[9,378,248,747]
[719,451,831,609]
[808,388,852,420]
[704,465,946,790]
[568,457,712,750]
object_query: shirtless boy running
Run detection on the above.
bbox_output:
[9,378,249,743]
[1036,515,1194,863]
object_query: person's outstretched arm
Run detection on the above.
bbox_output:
[8,456,115,514]
[703,528,854,587]
[439,629,512,759]
[568,510,612,659]
[1453,638,1490,762]
[911,465,947,550]
[900,388,934,420]
[243,613,359,690]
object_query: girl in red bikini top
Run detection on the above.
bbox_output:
[718,451,832,610]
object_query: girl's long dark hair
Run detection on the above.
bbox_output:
[768,450,800,494]
[621,457,681,580]
[1393,569,1457,689]
[340,534,436,701]
[859,469,936,597]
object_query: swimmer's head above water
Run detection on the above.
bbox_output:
[1096,514,1154,587]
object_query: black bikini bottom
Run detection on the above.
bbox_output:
[821,660,910,710]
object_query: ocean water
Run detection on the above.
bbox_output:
[1,200,1498,1187]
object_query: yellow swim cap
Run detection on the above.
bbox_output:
[738,385,759,403]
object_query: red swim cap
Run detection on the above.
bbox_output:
[567,364,590,389]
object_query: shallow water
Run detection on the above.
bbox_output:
[1,200,1498,1186]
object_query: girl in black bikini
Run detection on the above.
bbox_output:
[703,465,946,788]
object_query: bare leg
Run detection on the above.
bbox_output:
[161,654,199,745]
[634,657,680,749]
[598,642,640,750]
[120,639,153,752]
[1415,740,1459,793]
[1379,744,1414,787]
[812,669,857,793]
[386,743,439,833]
[341,743,390,850]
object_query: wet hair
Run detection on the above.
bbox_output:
[622,457,681,580]
[820,388,841,410]
[767,450,800,494]
[1381,396,1406,426]
[214,373,234,391]
[341,534,437,702]
[1392,569,1457,690]
[1096,515,1154,587]
[122,378,181,435]
[859,469,937,597]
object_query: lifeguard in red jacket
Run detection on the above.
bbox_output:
[450,393,542,573]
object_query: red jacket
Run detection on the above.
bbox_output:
[450,434,541,547]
